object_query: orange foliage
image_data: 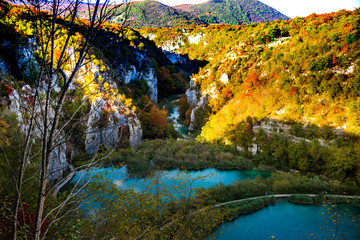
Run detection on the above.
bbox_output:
[332,54,338,65]
[0,118,10,146]
[178,96,190,119]
[222,87,232,99]
[288,86,299,98]
[144,106,167,138]
[243,71,260,96]
[53,48,61,62]
[184,106,194,126]
[342,42,348,52]
[137,95,168,139]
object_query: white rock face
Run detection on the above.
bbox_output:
[185,89,198,106]
[188,34,204,45]
[85,99,142,155]
[189,78,197,87]
[237,144,259,155]
[120,65,158,102]
[7,88,70,183]
[145,33,157,40]
[123,65,138,84]
[48,132,69,182]
[144,69,158,102]
[219,73,229,85]
[202,83,218,99]
[129,117,142,146]
[268,37,290,48]
[188,95,208,131]
[8,89,23,128]
[159,37,188,64]
[2,43,145,182]
[160,37,184,52]
[188,107,197,131]
[332,63,355,75]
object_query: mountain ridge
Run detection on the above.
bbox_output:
[174,0,290,25]
[113,0,289,28]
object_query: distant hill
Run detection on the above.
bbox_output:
[113,0,289,28]
[175,0,290,25]
[113,0,207,28]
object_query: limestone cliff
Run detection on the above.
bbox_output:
[0,48,144,181]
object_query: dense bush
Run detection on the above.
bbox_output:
[288,195,314,205]
[109,139,254,175]
[224,197,276,221]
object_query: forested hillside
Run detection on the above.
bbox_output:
[113,0,207,28]
[175,0,289,25]
[141,10,360,181]
[112,0,289,28]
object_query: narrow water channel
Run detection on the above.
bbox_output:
[168,106,188,138]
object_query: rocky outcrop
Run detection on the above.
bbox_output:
[0,35,149,182]
[118,65,158,102]
[160,37,184,52]
[143,68,158,102]
[188,107,197,131]
[188,34,204,45]
[3,56,143,183]
[188,95,208,131]
[219,73,229,85]
[185,89,198,106]
[159,37,188,64]
[163,50,187,64]
[128,117,142,146]
[48,132,69,182]
[6,87,71,182]
[85,99,142,155]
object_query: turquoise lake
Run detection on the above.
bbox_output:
[71,167,360,239]
[211,200,360,240]
[71,166,270,192]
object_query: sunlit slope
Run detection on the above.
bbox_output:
[142,10,360,141]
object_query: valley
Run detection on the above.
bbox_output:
[0,0,359,239]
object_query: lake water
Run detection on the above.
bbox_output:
[71,166,270,192]
[71,166,359,239]
[211,200,360,240]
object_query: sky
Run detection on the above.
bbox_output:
[150,0,360,18]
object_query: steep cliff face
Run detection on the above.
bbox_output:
[6,87,71,182]
[118,62,158,102]
[188,94,208,131]
[158,37,189,65]
[85,98,142,155]
[1,45,144,181]
[48,132,68,182]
